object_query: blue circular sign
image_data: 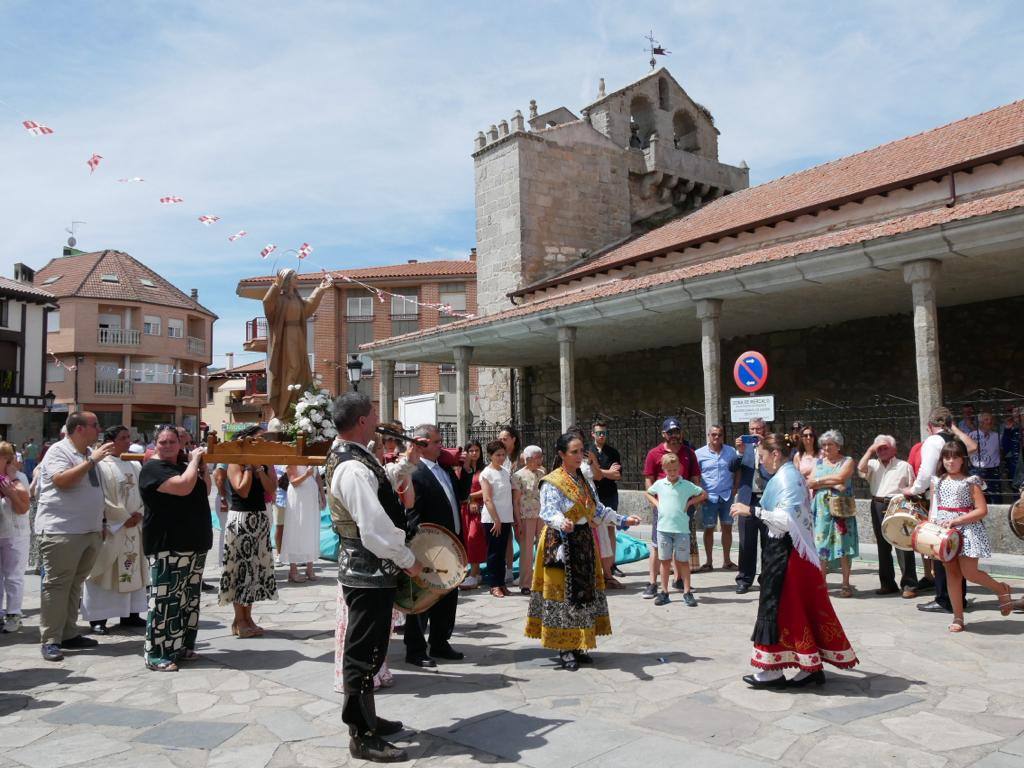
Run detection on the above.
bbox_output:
[733,351,769,393]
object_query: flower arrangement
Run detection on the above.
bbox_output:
[287,383,337,443]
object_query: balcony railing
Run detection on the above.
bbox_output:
[187,336,206,355]
[175,382,195,399]
[97,328,141,347]
[95,379,132,396]
[245,317,268,343]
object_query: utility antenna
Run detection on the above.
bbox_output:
[65,220,86,248]
[643,31,670,70]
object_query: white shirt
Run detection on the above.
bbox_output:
[968,430,1000,468]
[0,471,30,538]
[329,442,415,570]
[909,433,947,496]
[479,465,514,524]
[863,457,914,498]
[419,456,460,535]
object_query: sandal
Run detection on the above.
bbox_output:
[948,617,965,633]
[489,586,505,598]
[696,563,714,573]
[998,583,1013,616]
[604,576,623,589]
[839,585,854,598]
[230,622,239,637]
[236,626,261,639]
[145,658,179,672]
[287,573,307,584]
[722,562,738,571]
[177,649,200,661]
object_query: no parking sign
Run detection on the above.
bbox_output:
[733,350,769,393]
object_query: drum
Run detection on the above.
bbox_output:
[1008,498,1024,542]
[394,523,468,615]
[881,495,928,551]
[910,521,962,563]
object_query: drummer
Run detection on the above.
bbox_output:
[857,435,916,598]
[327,392,422,763]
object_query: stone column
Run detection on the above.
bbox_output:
[558,327,577,432]
[378,359,395,424]
[512,366,527,424]
[696,299,723,435]
[903,260,943,439]
[453,346,472,447]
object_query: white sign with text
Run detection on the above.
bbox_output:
[730,395,775,423]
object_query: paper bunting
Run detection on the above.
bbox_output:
[297,242,313,260]
[159,196,183,204]
[23,120,54,136]
[117,177,145,183]
[324,272,473,319]
[260,243,277,259]
[228,230,247,241]
[198,215,220,226]
[87,154,103,173]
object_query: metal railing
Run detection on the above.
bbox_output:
[175,382,195,399]
[245,317,268,343]
[97,328,140,346]
[95,379,132,396]
[187,336,206,355]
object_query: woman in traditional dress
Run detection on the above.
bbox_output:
[281,465,323,583]
[731,433,858,688]
[82,425,149,633]
[457,441,486,590]
[219,425,278,638]
[139,426,212,671]
[807,429,858,597]
[525,433,639,670]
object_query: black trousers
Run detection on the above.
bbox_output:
[403,585,458,656]
[737,494,766,587]
[933,561,967,611]
[869,498,918,589]
[484,521,512,588]
[341,585,396,736]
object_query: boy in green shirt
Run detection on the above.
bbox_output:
[645,453,707,606]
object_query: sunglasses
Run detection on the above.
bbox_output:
[665,429,682,435]
[593,431,607,436]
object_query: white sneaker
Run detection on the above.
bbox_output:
[461,575,479,589]
[505,568,514,584]
[2,614,21,632]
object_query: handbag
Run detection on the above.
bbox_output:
[827,492,857,519]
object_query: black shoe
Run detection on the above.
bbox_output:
[120,614,147,628]
[736,583,751,594]
[41,643,64,662]
[641,583,658,599]
[683,591,698,607]
[61,635,99,649]
[201,581,218,593]
[572,650,594,665]
[429,644,464,661]
[875,585,900,596]
[90,621,108,635]
[653,591,670,606]
[917,577,935,591]
[787,670,826,688]
[375,717,404,736]
[742,673,788,689]
[917,600,952,614]
[672,578,685,591]
[612,566,625,577]
[349,733,407,763]
[558,651,578,671]
[405,653,436,668]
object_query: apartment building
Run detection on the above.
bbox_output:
[35,248,216,440]
[235,254,478,419]
[201,358,270,438]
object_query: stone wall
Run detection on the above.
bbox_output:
[0,406,44,445]
[523,295,1024,421]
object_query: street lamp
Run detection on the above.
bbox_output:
[44,390,56,411]
[346,354,364,392]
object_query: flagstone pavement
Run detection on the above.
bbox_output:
[3,546,1024,768]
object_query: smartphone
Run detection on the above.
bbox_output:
[741,434,760,444]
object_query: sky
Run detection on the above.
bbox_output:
[1,0,1022,365]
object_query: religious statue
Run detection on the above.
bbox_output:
[263,268,333,419]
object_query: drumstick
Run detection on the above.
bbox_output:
[420,567,449,574]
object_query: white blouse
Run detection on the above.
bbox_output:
[479,465,514,524]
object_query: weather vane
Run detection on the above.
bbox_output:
[644,31,670,70]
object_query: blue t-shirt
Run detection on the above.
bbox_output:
[648,477,703,533]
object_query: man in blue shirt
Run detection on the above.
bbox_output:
[695,425,740,572]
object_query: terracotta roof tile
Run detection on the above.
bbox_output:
[33,250,216,316]
[363,186,1024,350]
[238,260,475,287]
[0,276,56,303]
[209,360,266,376]
[523,99,1024,293]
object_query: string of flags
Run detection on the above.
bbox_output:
[16,110,476,321]
[48,350,215,380]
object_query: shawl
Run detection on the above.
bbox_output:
[760,462,817,566]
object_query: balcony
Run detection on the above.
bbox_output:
[175,382,196,399]
[187,336,206,356]
[95,379,132,396]
[243,317,268,353]
[97,328,141,347]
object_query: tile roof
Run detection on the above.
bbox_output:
[32,250,217,316]
[0,276,56,304]
[363,186,1024,350]
[238,260,476,287]
[209,360,266,377]
[520,98,1024,294]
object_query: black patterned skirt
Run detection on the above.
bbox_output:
[218,509,278,606]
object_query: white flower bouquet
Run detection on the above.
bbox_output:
[285,383,337,444]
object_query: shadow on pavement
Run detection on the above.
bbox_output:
[424,708,572,762]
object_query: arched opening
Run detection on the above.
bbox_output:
[629,94,655,149]
[658,77,670,111]
[673,110,699,152]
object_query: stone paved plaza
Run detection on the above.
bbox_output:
[3,545,1024,768]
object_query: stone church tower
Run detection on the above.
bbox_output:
[472,68,749,422]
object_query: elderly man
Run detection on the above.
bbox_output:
[35,412,116,661]
[734,417,769,594]
[695,425,740,571]
[858,435,916,598]
[968,412,1001,502]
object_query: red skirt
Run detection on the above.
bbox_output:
[461,506,487,564]
[751,552,858,672]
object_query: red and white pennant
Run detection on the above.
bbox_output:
[159,196,183,204]
[228,230,247,242]
[87,154,103,173]
[117,177,145,183]
[23,120,54,136]
[260,243,277,259]
[198,215,220,226]
[296,242,313,260]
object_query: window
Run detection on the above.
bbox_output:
[46,361,65,382]
[100,274,119,283]
[143,315,161,335]
[0,300,8,328]
[395,374,419,398]
[392,318,418,336]
[356,354,374,376]
[140,278,156,288]
[390,289,418,318]
[439,363,456,393]
[395,362,419,375]
[347,321,373,376]
[207,386,215,404]
[673,110,699,152]
[167,319,184,338]
[96,361,120,380]
[42,275,62,285]
[130,362,173,384]
[438,283,467,324]
[47,310,60,333]
[346,296,373,318]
